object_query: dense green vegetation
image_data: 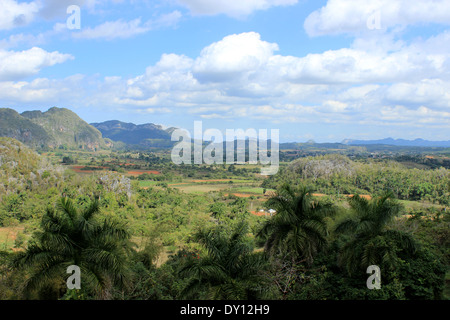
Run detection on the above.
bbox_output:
[263,154,450,205]
[0,109,51,148]
[0,137,448,300]
[0,107,108,151]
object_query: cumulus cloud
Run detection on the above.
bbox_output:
[304,0,450,36]
[0,74,85,104]
[105,31,450,129]
[0,0,40,30]
[187,31,450,89]
[176,0,298,18]
[193,32,278,82]
[384,79,450,110]
[1,31,449,135]
[0,47,74,81]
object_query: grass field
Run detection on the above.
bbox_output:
[171,183,234,194]
[230,187,266,194]
[0,226,24,251]
[138,177,266,196]
[139,180,163,188]
[399,199,446,211]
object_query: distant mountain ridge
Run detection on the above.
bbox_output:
[342,138,450,148]
[91,120,176,149]
[1,107,449,151]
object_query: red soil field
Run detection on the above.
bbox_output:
[250,210,274,217]
[345,194,372,200]
[223,193,255,198]
[231,193,254,198]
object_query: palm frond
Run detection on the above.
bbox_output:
[334,218,358,234]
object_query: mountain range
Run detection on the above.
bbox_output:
[0,107,449,151]
[0,107,176,150]
[342,138,450,148]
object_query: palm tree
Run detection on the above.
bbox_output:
[257,184,336,265]
[13,197,132,299]
[335,191,417,276]
[179,221,272,300]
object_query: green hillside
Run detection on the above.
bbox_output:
[22,107,107,150]
[0,137,62,200]
[0,109,51,148]
[0,107,109,151]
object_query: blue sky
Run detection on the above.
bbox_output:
[1,0,450,143]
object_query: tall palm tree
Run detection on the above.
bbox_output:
[335,191,417,276]
[257,184,336,265]
[13,197,132,299]
[179,221,272,300]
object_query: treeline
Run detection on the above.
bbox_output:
[263,154,450,205]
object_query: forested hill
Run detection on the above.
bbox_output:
[91,120,176,149]
[0,107,109,151]
[0,108,50,148]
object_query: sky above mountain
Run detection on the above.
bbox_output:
[1,0,449,143]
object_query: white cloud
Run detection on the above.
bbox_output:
[0,47,74,81]
[384,79,450,109]
[146,53,194,74]
[0,23,69,49]
[107,31,450,130]
[274,47,446,85]
[304,0,450,36]
[94,32,450,116]
[304,0,450,37]
[37,0,117,19]
[176,0,298,18]
[377,105,450,126]
[0,0,40,30]
[38,0,85,19]
[1,31,449,134]
[72,11,182,40]
[193,32,278,82]
[0,74,85,104]
[150,10,183,29]
[72,18,150,40]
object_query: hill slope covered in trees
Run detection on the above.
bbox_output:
[0,107,109,150]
